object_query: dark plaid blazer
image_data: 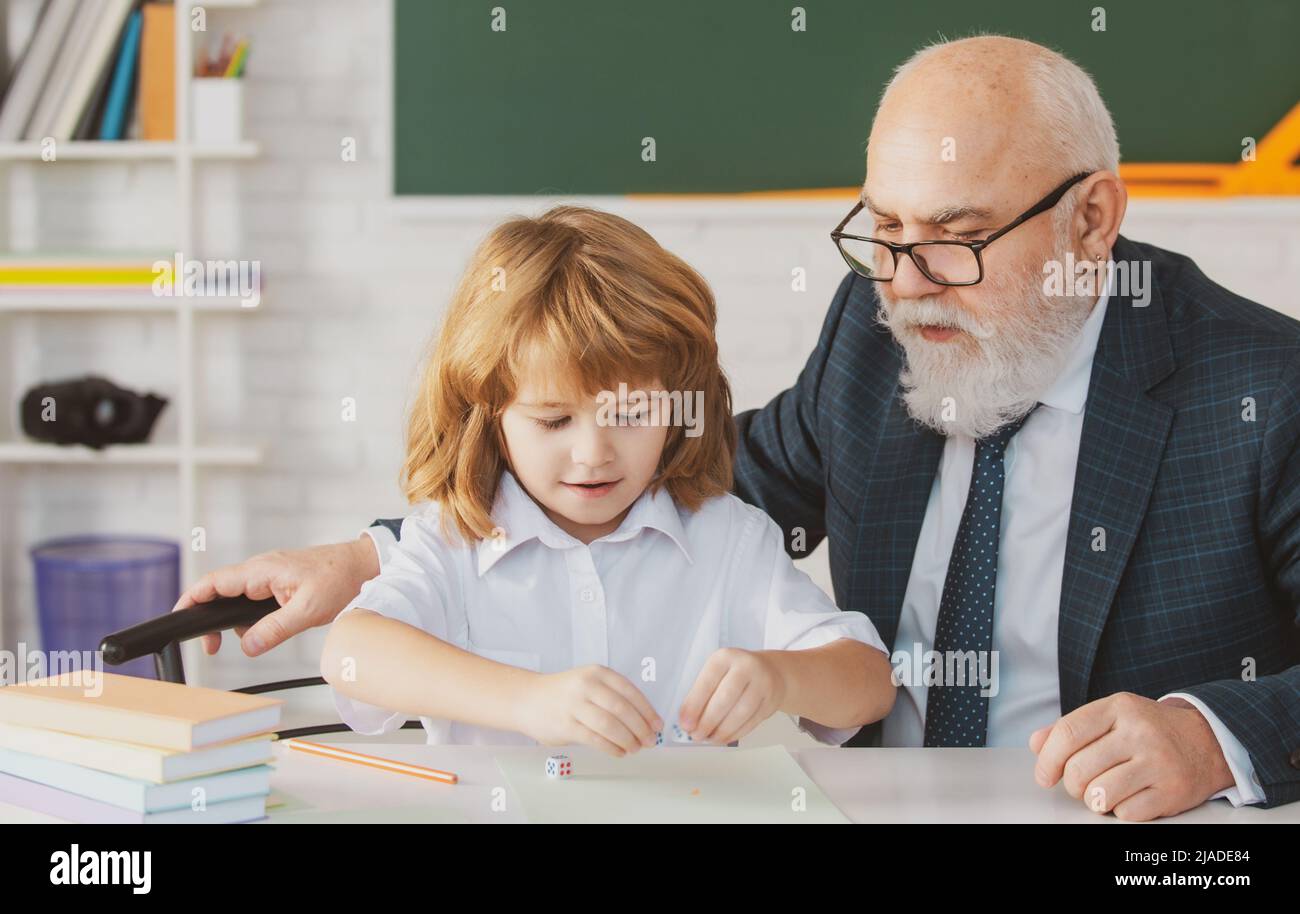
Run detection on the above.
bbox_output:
[731,234,1300,806]
[374,235,1300,807]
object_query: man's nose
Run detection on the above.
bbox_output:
[890,248,948,300]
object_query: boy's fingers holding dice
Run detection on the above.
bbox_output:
[727,708,768,746]
[694,670,746,741]
[574,724,626,758]
[598,671,663,736]
[678,653,729,733]
[590,685,657,747]
[576,704,640,755]
[708,685,762,744]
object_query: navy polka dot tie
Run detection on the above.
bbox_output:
[923,406,1038,748]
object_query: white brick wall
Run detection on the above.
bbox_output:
[2,0,1298,695]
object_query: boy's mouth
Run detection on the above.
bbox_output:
[561,479,622,498]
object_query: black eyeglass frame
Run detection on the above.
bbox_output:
[830,171,1093,286]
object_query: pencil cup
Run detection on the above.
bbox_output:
[191,78,244,146]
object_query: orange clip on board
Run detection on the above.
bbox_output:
[1118,101,1300,197]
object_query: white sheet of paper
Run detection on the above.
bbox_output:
[495,745,849,824]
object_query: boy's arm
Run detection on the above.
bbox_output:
[680,638,895,745]
[680,504,896,745]
[764,638,896,729]
[323,609,663,754]
[320,609,536,733]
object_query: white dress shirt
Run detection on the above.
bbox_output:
[882,281,1264,806]
[341,471,888,747]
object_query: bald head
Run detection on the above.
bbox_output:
[866,36,1119,219]
[872,37,1056,192]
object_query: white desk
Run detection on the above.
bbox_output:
[3,744,1295,824]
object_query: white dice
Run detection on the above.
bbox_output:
[545,754,573,778]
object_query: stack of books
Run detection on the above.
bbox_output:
[0,0,176,143]
[0,671,282,824]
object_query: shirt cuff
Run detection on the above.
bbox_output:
[796,714,862,746]
[361,524,398,573]
[1161,691,1266,807]
[331,688,409,737]
[783,618,889,657]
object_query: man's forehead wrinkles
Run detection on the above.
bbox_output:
[861,188,997,224]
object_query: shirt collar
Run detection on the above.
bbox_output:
[476,471,693,576]
[1036,272,1111,415]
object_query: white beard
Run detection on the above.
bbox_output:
[874,246,1096,439]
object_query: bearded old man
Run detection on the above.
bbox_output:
[175,36,1300,820]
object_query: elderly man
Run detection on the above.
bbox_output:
[177,36,1299,819]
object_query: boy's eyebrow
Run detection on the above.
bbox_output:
[861,191,995,225]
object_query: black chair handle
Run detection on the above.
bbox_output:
[100,596,280,682]
[98,595,428,736]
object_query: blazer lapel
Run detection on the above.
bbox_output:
[851,387,945,650]
[1057,236,1176,713]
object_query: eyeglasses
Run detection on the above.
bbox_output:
[830,171,1092,286]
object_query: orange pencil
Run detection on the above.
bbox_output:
[285,738,459,785]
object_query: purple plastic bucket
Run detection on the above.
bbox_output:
[31,536,180,680]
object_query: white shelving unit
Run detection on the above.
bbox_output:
[0,291,258,311]
[0,442,261,466]
[0,139,258,160]
[0,0,263,677]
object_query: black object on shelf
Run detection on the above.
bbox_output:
[21,375,167,449]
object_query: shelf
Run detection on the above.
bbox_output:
[0,443,262,466]
[0,291,261,312]
[0,141,259,161]
[0,0,267,605]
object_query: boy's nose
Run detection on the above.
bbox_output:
[570,423,615,469]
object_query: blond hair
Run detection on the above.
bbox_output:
[402,205,736,543]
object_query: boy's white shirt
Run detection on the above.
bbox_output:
[333,470,887,746]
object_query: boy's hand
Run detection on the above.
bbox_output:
[514,665,663,757]
[678,648,786,744]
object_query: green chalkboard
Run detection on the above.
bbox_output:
[393,0,1300,195]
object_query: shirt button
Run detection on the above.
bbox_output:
[579,588,594,603]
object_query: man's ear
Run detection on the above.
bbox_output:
[1076,170,1127,259]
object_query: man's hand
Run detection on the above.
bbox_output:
[512,665,662,757]
[171,536,381,657]
[1029,692,1236,821]
[678,648,787,744]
